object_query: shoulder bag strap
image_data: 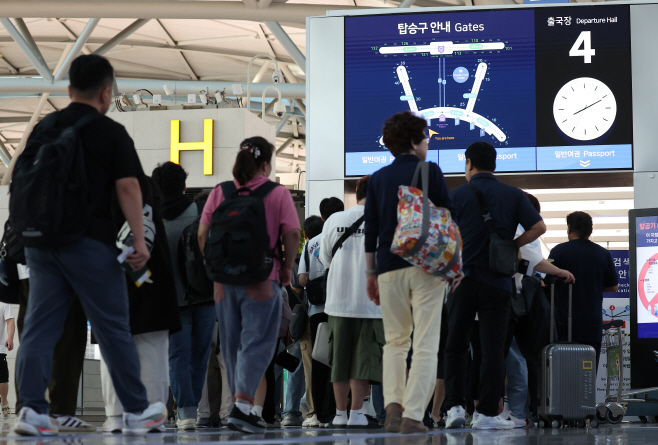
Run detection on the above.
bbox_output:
[407,161,430,257]
[331,215,365,258]
[303,243,310,273]
[468,182,498,238]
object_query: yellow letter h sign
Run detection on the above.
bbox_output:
[170,119,213,175]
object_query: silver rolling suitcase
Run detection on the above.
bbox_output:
[538,283,598,428]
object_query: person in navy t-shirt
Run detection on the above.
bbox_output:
[548,211,618,369]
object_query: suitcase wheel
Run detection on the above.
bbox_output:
[590,419,599,428]
[606,411,623,424]
[640,416,648,424]
[551,419,561,429]
[595,410,608,424]
[576,420,586,428]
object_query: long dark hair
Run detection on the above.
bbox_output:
[232,136,274,185]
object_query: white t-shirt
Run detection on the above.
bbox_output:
[298,235,326,317]
[320,205,382,319]
[0,303,14,354]
[515,225,544,292]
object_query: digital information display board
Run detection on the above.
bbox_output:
[634,216,658,338]
[629,209,658,389]
[344,5,632,176]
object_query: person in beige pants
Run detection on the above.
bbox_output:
[364,111,455,434]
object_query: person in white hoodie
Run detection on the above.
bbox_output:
[320,176,384,428]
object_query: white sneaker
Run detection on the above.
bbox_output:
[51,414,96,433]
[122,402,167,436]
[14,407,58,436]
[102,416,123,433]
[508,414,532,429]
[302,414,320,427]
[472,413,514,430]
[176,418,196,431]
[446,406,467,429]
[471,412,480,426]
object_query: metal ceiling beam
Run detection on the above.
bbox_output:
[0,78,306,98]
[276,137,294,155]
[398,0,417,7]
[264,22,305,74]
[275,115,290,135]
[0,55,18,74]
[155,20,199,81]
[2,43,72,185]
[0,2,372,23]
[55,19,91,55]
[277,152,305,162]
[54,18,100,81]
[14,18,52,63]
[0,37,296,64]
[0,18,53,82]
[93,19,150,56]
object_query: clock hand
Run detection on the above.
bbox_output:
[573,99,603,116]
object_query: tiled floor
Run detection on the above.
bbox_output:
[0,421,655,445]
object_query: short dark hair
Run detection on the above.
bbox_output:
[233,137,274,185]
[303,215,324,240]
[465,142,497,172]
[356,176,370,202]
[567,211,593,240]
[194,191,210,205]
[69,55,114,99]
[525,192,541,213]
[151,161,188,197]
[319,197,344,221]
[382,111,427,157]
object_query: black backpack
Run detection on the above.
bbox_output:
[178,202,214,302]
[204,181,280,285]
[9,112,100,248]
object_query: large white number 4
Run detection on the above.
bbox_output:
[570,31,595,64]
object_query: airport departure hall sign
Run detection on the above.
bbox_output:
[344,5,632,176]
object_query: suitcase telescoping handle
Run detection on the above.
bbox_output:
[550,280,573,343]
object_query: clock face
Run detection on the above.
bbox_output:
[553,77,617,141]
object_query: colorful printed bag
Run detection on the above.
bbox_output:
[390,162,463,280]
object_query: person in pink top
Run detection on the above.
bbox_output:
[198,137,300,434]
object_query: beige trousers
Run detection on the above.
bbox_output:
[378,266,447,421]
[100,330,169,417]
[300,320,315,418]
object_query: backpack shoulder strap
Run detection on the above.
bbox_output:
[37,112,60,132]
[220,181,237,199]
[468,182,497,236]
[73,112,103,130]
[253,180,280,199]
[331,215,365,258]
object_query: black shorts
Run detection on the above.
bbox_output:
[0,354,8,383]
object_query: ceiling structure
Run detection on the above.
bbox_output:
[0,0,632,248]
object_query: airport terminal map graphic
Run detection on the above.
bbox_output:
[343,6,632,176]
[635,216,658,338]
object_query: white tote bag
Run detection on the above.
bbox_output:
[312,322,331,367]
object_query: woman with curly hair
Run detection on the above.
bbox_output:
[364,111,453,434]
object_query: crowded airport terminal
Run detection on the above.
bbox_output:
[0,1,653,444]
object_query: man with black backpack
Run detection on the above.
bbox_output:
[152,162,215,431]
[11,55,166,436]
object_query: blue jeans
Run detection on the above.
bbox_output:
[283,342,305,418]
[168,303,215,420]
[18,237,149,414]
[506,337,529,419]
[372,384,386,422]
[216,282,282,403]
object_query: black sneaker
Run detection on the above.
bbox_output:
[227,406,266,434]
